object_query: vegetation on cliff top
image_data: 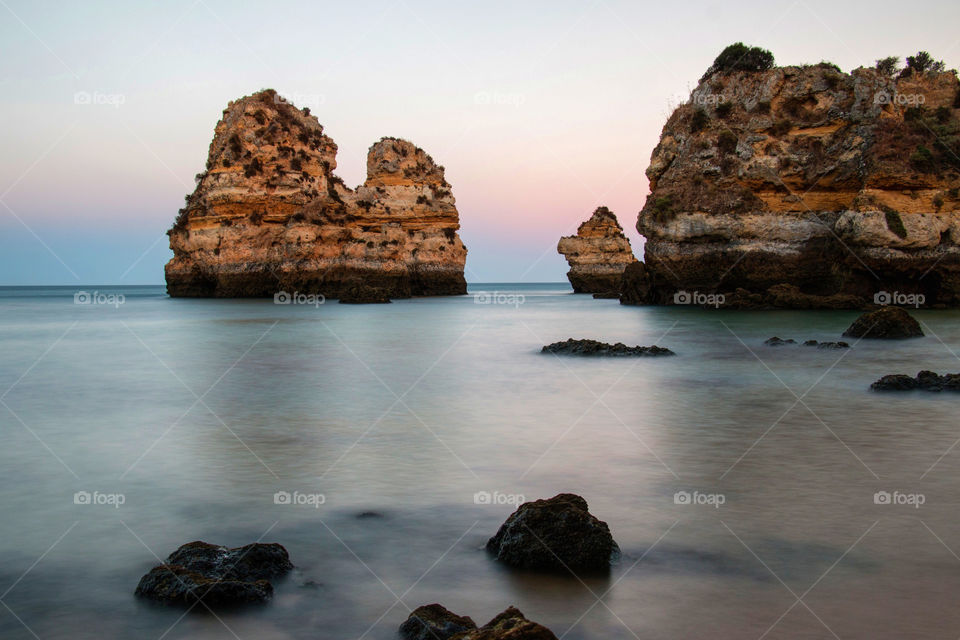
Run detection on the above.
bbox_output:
[701,42,775,81]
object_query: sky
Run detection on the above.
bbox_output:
[1,0,959,285]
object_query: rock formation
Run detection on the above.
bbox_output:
[486,493,618,573]
[541,338,674,356]
[842,306,924,338]
[134,541,293,606]
[557,207,637,295]
[872,370,960,391]
[400,606,557,640]
[165,89,467,299]
[622,51,960,308]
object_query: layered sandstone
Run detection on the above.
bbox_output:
[623,61,960,308]
[557,207,637,294]
[165,89,467,298]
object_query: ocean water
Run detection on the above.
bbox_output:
[2,284,960,639]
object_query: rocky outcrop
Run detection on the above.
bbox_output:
[623,54,960,308]
[134,541,293,606]
[486,494,618,573]
[541,339,674,356]
[872,370,960,391]
[843,306,924,338]
[165,90,467,299]
[401,606,557,640]
[557,207,637,294]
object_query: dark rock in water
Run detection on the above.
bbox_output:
[486,493,618,573]
[816,341,850,349]
[400,604,477,640]
[541,339,674,357]
[338,283,392,304]
[355,511,384,519]
[460,607,557,640]
[134,541,293,606]
[618,261,652,305]
[843,307,923,339]
[765,337,849,349]
[401,606,557,640]
[591,291,620,299]
[871,371,960,391]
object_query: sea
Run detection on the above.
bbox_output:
[2,283,960,639]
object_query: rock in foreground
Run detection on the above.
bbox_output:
[165,89,467,299]
[765,337,849,349]
[842,307,924,339]
[400,606,557,640]
[871,370,960,391]
[486,494,618,573]
[400,604,477,640]
[557,207,637,295]
[134,541,293,606]
[542,339,674,357]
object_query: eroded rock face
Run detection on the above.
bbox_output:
[486,494,618,573]
[842,306,924,338]
[134,541,293,606]
[623,63,960,308]
[165,90,467,299]
[557,207,637,294]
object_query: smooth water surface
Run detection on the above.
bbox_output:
[2,284,960,639]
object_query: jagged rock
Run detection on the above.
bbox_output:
[872,370,960,391]
[165,89,467,298]
[618,261,652,304]
[541,339,674,357]
[620,52,960,308]
[557,207,637,294]
[765,337,796,346]
[134,541,293,606]
[399,604,476,640]
[486,494,618,573]
[842,306,924,338]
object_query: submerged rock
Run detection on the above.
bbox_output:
[541,339,674,357]
[400,604,477,640]
[843,307,923,339]
[134,541,293,606]
[765,337,849,349]
[486,494,618,573]
[871,371,960,391]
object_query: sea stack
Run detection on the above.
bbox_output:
[165,89,467,299]
[557,207,637,295]
[621,46,960,308]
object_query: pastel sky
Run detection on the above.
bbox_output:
[1,0,958,284]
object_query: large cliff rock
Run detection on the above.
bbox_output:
[165,90,467,298]
[624,53,960,308]
[557,207,637,294]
